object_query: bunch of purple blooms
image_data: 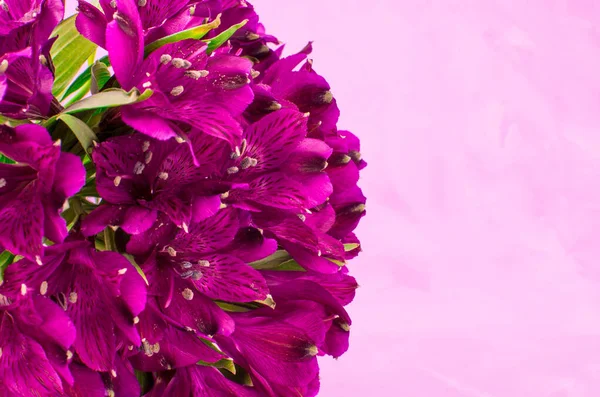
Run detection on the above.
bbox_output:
[0,0,366,395]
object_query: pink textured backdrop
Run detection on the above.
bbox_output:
[66,1,600,395]
[253,1,600,396]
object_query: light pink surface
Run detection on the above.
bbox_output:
[65,1,600,395]
[253,1,600,396]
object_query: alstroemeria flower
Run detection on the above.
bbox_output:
[1,240,147,373]
[0,43,55,119]
[120,39,253,144]
[0,124,85,261]
[82,133,231,236]
[131,253,232,372]
[133,208,270,303]
[147,365,259,396]
[215,311,320,397]
[77,0,253,144]
[0,0,64,54]
[0,291,75,396]
[221,108,333,212]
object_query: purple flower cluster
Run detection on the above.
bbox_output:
[0,0,366,396]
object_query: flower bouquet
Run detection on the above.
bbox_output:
[0,0,366,395]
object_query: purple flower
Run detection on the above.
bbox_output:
[0,124,85,261]
[215,311,320,397]
[77,0,253,144]
[221,108,333,212]
[120,40,253,144]
[134,208,270,303]
[0,0,64,54]
[0,43,55,119]
[0,291,75,396]
[81,133,230,236]
[1,240,147,373]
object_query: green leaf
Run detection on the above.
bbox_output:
[215,301,252,313]
[255,294,276,309]
[326,258,346,267]
[91,61,112,94]
[204,19,248,54]
[50,15,98,98]
[198,358,236,374]
[274,259,305,271]
[144,15,222,57]
[344,243,360,251]
[249,250,291,269]
[0,154,15,164]
[0,251,15,283]
[249,250,305,271]
[57,113,98,153]
[62,55,110,100]
[63,88,153,114]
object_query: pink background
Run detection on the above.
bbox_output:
[67,1,600,395]
[254,1,600,396]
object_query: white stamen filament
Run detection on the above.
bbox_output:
[142,81,152,88]
[113,176,122,187]
[0,59,8,73]
[66,350,73,360]
[118,268,128,275]
[20,284,27,296]
[35,255,43,266]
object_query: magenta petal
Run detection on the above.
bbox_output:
[81,204,126,236]
[121,206,158,235]
[75,0,108,48]
[169,208,240,254]
[105,0,144,90]
[121,103,179,140]
[322,321,350,358]
[189,254,269,302]
[0,183,44,260]
[227,317,319,387]
[133,326,223,371]
[64,362,106,397]
[191,194,221,222]
[243,108,308,173]
[53,152,86,198]
[0,311,65,396]
[164,279,235,336]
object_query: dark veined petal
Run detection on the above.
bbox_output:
[241,108,308,174]
[168,207,240,254]
[221,316,319,388]
[171,253,268,303]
